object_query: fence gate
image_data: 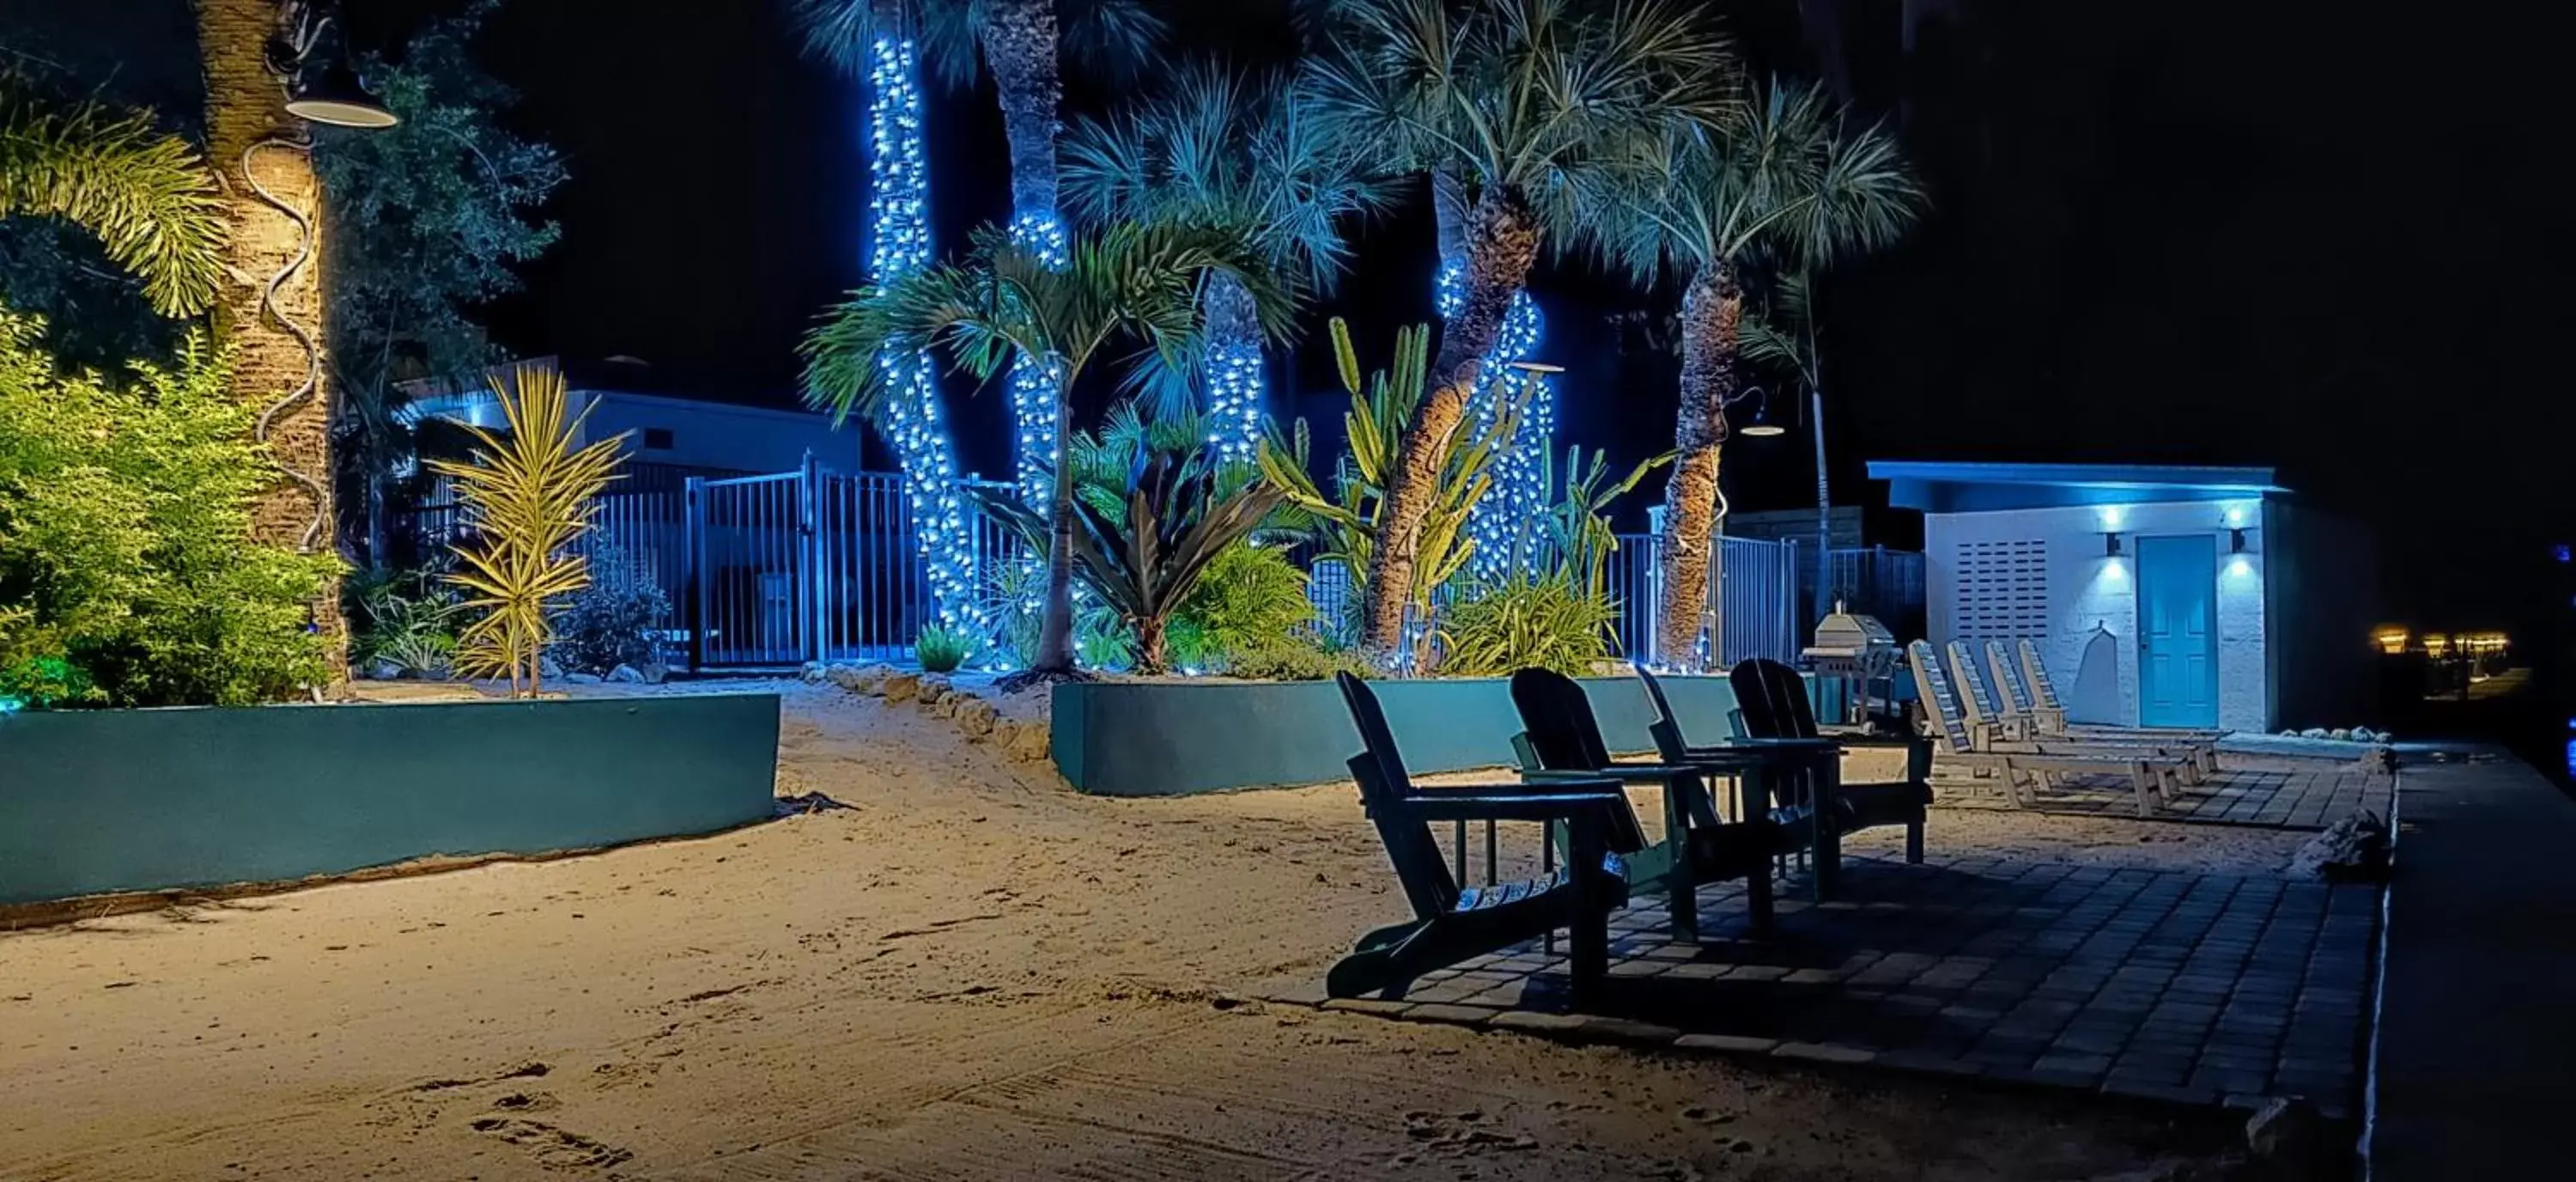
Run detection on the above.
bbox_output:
[689,471,811,667]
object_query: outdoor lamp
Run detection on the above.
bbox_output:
[1732,387,1788,437]
[286,56,398,128]
[2104,532,2124,557]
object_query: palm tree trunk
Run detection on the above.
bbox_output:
[981,0,1061,224]
[1133,614,1168,676]
[1360,189,1539,655]
[1030,375,1079,673]
[1201,271,1263,457]
[1656,265,1742,671]
[197,0,345,685]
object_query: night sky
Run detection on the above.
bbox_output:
[5,0,2570,628]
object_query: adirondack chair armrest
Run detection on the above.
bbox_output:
[1400,785,1625,824]
[1516,768,1620,785]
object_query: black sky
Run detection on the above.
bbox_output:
[5,0,2570,627]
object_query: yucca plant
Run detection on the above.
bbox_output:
[1436,573,1618,679]
[1500,445,1669,600]
[426,363,625,696]
[914,621,973,673]
[1258,316,1514,669]
[969,405,1283,674]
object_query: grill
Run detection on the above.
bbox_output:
[1802,600,1899,728]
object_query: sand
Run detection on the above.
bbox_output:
[1,680,2245,1180]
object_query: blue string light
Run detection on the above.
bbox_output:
[1437,259,1552,581]
[867,35,975,625]
[1007,210,1069,507]
[1203,338,1265,464]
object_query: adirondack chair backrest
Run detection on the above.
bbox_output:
[1729,658,1820,740]
[1946,640,2008,729]
[1757,658,1822,738]
[1510,668,1617,772]
[1987,639,2039,716]
[1631,664,1702,761]
[2017,638,2066,710]
[1335,673,1457,918]
[1905,640,1978,754]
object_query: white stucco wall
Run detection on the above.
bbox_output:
[1923,499,2269,731]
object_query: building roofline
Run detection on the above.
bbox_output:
[1866,460,2288,513]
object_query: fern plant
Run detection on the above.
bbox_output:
[1258,317,1516,669]
[425,363,624,696]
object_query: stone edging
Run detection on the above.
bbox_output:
[801,662,1050,765]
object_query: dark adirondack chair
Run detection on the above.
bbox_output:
[1329,673,1629,1006]
[1727,658,1935,864]
[1506,669,1799,938]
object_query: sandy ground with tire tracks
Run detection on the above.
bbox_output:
[0,680,2273,1180]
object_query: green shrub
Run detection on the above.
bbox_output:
[1435,575,1617,678]
[0,310,338,706]
[546,543,669,675]
[0,652,95,709]
[349,568,463,677]
[1175,542,1313,663]
[1224,634,1372,682]
[914,622,971,673]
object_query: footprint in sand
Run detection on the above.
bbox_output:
[469,1115,632,1171]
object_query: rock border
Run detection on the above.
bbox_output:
[801,662,1049,765]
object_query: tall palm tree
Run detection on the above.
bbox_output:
[197,0,348,676]
[0,76,225,318]
[1310,0,1738,655]
[1060,64,1388,460]
[793,0,1163,505]
[1583,80,1921,668]
[803,221,1291,680]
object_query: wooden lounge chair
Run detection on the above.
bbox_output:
[1328,673,1630,1005]
[2013,637,2228,743]
[1723,658,1935,865]
[1946,640,2217,779]
[1507,668,1795,937]
[1905,640,2178,816]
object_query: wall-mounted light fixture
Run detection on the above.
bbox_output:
[2231,527,2250,554]
[2104,531,2123,557]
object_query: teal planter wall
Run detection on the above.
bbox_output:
[1052,675,1743,797]
[0,694,779,905]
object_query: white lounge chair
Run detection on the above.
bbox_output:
[1971,640,2220,777]
[1906,640,2177,816]
[2010,637,2384,771]
[2010,637,2227,743]
[1942,640,2215,782]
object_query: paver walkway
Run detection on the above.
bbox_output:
[2371,751,2576,1179]
[1269,854,2380,1118]
[1935,766,2394,829]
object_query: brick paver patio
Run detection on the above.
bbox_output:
[1266,855,2380,1118]
[1932,767,2394,829]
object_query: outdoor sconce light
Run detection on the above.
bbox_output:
[2104,532,2123,557]
[2231,528,2250,554]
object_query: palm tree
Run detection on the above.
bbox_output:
[793,0,1163,504]
[1061,64,1388,460]
[1583,80,1920,668]
[196,0,347,677]
[0,76,225,318]
[1310,0,1738,655]
[803,221,1291,681]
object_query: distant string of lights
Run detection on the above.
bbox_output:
[866,35,975,625]
[1437,259,1552,582]
[1007,210,1069,506]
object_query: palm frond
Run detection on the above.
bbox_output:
[0,75,223,317]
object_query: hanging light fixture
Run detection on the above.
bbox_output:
[286,55,398,128]
[1734,386,1787,437]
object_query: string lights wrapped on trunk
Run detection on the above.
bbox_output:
[864,31,977,625]
[1438,258,1552,582]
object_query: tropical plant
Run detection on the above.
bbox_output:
[1309,0,1739,653]
[1224,633,1371,682]
[1580,78,1920,667]
[1436,573,1617,678]
[349,569,465,678]
[313,0,567,570]
[0,309,338,707]
[1258,317,1512,667]
[804,219,1292,681]
[1498,445,1668,600]
[1061,64,1388,435]
[914,621,973,673]
[547,543,669,676]
[968,405,1285,674]
[426,363,625,696]
[0,72,224,319]
[978,555,1047,669]
[1173,541,1313,667]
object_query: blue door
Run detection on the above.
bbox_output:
[2136,534,2219,728]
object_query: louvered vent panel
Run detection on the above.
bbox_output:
[1953,539,2048,643]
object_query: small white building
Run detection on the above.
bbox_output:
[1868,461,2379,733]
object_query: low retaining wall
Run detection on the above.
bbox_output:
[0,693,780,905]
[1051,675,1745,797]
